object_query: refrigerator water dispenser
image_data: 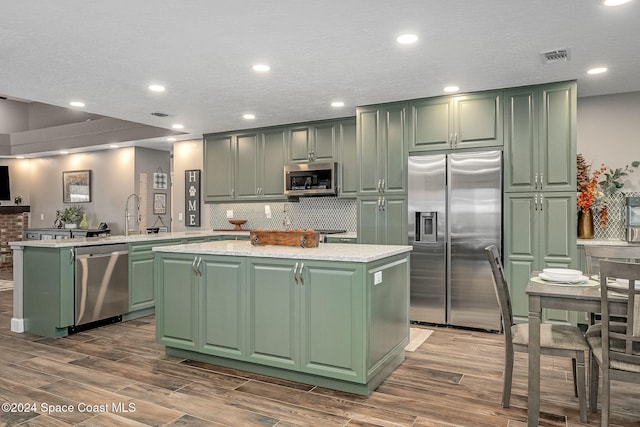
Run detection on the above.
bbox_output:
[415,211,437,243]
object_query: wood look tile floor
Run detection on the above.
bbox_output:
[1,289,640,427]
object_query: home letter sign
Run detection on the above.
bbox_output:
[185,169,201,227]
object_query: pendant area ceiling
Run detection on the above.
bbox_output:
[1,0,639,155]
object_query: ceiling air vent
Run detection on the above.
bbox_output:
[150,112,171,117]
[541,49,571,64]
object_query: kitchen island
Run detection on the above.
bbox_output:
[153,240,411,395]
[9,230,250,336]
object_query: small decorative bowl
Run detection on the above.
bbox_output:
[228,219,247,230]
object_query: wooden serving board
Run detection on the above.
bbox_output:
[250,230,320,248]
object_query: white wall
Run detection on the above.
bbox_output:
[577,91,640,192]
[0,158,32,205]
[171,139,210,232]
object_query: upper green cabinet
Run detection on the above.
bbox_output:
[289,122,336,163]
[503,81,577,193]
[203,134,235,201]
[204,128,287,202]
[204,118,355,202]
[235,129,287,200]
[357,195,407,245]
[408,91,503,152]
[356,102,408,195]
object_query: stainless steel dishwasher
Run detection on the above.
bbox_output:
[74,243,129,328]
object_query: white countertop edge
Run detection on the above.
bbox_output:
[153,241,412,263]
[577,239,638,246]
[9,230,250,248]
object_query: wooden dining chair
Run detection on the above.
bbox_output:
[485,245,589,422]
[586,260,640,427]
[584,245,640,276]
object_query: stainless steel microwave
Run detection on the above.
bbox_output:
[284,162,337,196]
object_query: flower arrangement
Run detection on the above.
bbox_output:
[60,205,84,226]
[577,154,640,227]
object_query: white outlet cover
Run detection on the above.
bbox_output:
[226,210,234,218]
[374,271,382,285]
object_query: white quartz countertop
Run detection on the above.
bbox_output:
[577,239,640,246]
[9,230,250,248]
[153,240,411,263]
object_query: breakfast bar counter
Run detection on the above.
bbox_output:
[153,240,412,395]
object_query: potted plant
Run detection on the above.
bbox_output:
[60,205,84,228]
[13,195,22,205]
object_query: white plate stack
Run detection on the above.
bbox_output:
[539,268,588,283]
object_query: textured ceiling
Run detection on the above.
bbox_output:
[1,0,639,153]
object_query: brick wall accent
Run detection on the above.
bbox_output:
[0,208,30,272]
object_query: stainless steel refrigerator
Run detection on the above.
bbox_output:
[408,150,502,331]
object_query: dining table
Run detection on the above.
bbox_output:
[525,273,628,427]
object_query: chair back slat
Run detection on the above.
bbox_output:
[599,260,640,369]
[485,245,512,334]
[585,245,640,275]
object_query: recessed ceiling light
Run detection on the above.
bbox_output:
[587,67,608,75]
[69,101,85,107]
[60,150,69,155]
[167,137,177,142]
[444,86,460,93]
[148,84,166,92]
[15,156,24,159]
[109,144,119,149]
[252,64,271,72]
[172,124,184,129]
[602,0,631,6]
[331,101,345,108]
[397,34,418,44]
[243,113,256,120]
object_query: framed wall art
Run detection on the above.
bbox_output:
[62,170,91,203]
[153,193,167,215]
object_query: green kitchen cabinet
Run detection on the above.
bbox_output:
[203,133,235,201]
[337,118,357,197]
[358,195,407,245]
[235,129,287,200]
[408,90,503,152]
[288,122,336,164]
[155,254,199,351]
[199,255,247,360]
[504,191,577,323]
[246,258,364,381]
[155,253,247,358]
[503,81,576,193]
[356,102,408,196]
[23,246,75,338]
[129,239,181,312]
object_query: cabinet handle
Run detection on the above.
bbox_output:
[70,248,75,264]
[231,189,235,198]
[539,194,544,211]
[454,133,458,148]
[381,197,386,211]
[299,263,304,286]
[381,179,385,192]
[196,257,202,276]
[192,257,198,275]
[293,262,299,285]
[539,173,543,190]
[449,133,454,146]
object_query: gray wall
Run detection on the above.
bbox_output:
[171,139,209,232]
[4,147,170,235]
[135,147,172,232]
[577,91,640,192]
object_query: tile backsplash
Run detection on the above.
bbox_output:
[593,191,640,240]
[209,197,357,231]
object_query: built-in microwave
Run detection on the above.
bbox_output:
[284,162,337,197]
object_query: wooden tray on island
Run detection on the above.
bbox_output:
[250,229,320,248]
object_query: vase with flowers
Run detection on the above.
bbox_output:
[577,154,640,237]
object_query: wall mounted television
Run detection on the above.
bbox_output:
[0,166,10,200]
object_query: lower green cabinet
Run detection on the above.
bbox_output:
[129,239,183,312]
[358,195,407,245]
[247,258,364,381]
[504,191,577,323]
[23,247,75,338]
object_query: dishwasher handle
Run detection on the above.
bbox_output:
[75,250,129,260]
